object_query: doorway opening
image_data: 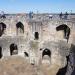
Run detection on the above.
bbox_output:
[10,43,18,55]
[16,22,24,35]
[42,48,51,58]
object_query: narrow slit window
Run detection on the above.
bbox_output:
[34,32,39,40]
[24,52,29,57]
[0,47,2,58]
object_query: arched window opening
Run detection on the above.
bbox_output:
[24,52,29,57]
[42,48,51,58]
[0,47,2,58]
[16,22,24,35]
[56,24,70,42]
[34,32,39,40]
[10,43,18,55]
[0,22,6,36]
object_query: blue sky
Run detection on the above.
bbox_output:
[0,0,75,13]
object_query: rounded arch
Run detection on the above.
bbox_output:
[10,43,18,55]
[16,22,24,34]
[0,22,6,36]
[42,48,51,58]
[56,24,70,42]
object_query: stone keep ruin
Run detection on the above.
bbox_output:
[0,12,75,75]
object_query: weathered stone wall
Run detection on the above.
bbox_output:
[0,14,75,74]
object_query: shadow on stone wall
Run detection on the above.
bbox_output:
[56,44,75,75]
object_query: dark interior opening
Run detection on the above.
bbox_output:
[0,22,6,36]
[34,32,39,40]
[42,48,51,57]
[16,22,24,34]
[0,47,2,58]
[56,24,70,42]
[10,43,18,55]
[24,52,29,57]
[40,48,42,51]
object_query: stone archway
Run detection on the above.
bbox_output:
[0,22,6,36]
[42,48,51,58]
[16,22,24,35]
[56,24,70,42]
[10,43,18,55]
[42,48,51,64]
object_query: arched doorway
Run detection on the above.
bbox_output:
[34,32,39,40]
[10,43,18,55]
[42,48,51,58]
[56,24,70,42]
[0,22,6,36]
[0,47,2,58]
[16,22,24,35]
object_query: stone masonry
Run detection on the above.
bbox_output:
[0,13,75,75]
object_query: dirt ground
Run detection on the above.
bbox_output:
[0,56,61,75]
